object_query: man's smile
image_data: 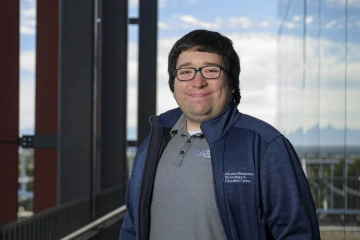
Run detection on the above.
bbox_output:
[188,92,211,98]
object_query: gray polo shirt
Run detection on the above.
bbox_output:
[149,114,226,240]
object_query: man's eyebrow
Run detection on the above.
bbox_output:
[203,61,222,67]
[177,62,192,68]
[177,61,222,68]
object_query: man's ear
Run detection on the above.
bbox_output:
[231,89,235,93]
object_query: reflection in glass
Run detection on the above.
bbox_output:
[345,1,360,234]
[319,0,346,229]
[278,0,360,237]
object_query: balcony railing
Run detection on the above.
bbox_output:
[0,186,125,240]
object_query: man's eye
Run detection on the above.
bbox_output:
[179,69,192,75]
[205,67,220,73]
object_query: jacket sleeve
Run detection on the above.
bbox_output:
[119,175,136,239]
[260,136,320,239]
[119,136,150,240]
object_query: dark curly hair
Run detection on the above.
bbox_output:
[168,29,241,105]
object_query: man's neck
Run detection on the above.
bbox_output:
[186,120,201,131]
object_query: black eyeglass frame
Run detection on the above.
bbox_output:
[174,65,229,81]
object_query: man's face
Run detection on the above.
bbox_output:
[173,50,234,130]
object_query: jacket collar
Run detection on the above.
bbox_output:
[153,101,241,143]
[201,101,241,144]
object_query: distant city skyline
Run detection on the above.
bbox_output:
[19,122,360,147]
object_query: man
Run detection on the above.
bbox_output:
[120,30,320,239]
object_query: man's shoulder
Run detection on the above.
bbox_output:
[233,113,282,144]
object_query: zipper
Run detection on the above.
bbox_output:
[209,145,233,240]
[138,120,171,240]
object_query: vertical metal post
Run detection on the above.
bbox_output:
[20,150,26,193]
[0,0,19,224]
[34,0,59,213]
[137,0,158,145]
[317,162,321,206]
[58,0,95,218]
[99,0,128,199]
[344,0,348,223]
[331,163,334,209]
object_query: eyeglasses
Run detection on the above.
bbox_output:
[174,66,228,81]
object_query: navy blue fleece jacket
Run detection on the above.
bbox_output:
[120,102,320,239]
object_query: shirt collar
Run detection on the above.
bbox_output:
[170,114,188,137]
[170,114,205,138]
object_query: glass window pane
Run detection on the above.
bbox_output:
[345,2,360,235]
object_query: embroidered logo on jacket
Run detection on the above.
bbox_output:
[197,149,211,158]
[224,172,254,183]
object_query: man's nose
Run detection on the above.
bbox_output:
[191,71,207,87]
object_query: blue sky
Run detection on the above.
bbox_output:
[19,0,36,134]
[19,0,279,135]
[127,0,279,133]
[156,0,278,36]
[18,0,360,137]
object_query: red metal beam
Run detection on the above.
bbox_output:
[33,0,59,213]
[0,0,20,224]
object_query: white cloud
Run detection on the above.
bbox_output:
[305,16,314,24]
[287,22,296,29]
[283,21,295,29]
[20,51,35,72]
[127,42,139,128]
[228,33,277,125]
[20,0,36,36]
[161,15,275,31]
[161,0,199,8]
[278,34,360,132]
[325,19,337,29]
[260,21,270,28]
[159,0,168,8]
[129,0,138,8]
[19,1,36,132]
[130,0,199,9]
[175,15,222,29]
[23,7,36,18]
[157,88,178,115]
[127,87,138,128]
[324,17,347,30]
[158,21,169,30]
[293,15,301,22]
[19,82,35,131]
[239,84,277,125]
[157,37,178,88]
[20,26,36,35]
[156,37,180,115]
[229,17,251,29]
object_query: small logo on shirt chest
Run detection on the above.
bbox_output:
[197,149,211,158]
